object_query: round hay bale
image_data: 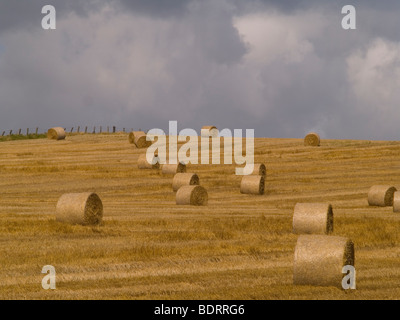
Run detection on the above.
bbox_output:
[304,132,320,146]
[240,175,265,195]
[201,126,218,137]
[394,191,400,213]
[368,185,397,207]
[128,131,145,144]
[134,132,152,148]
[128,131,135,144]
[293,203,333,235]
[293,235,354,287]
[251,163,266,177]
[172,173,199,192]
[56,192,103,225]
[137,153,160,169]
[176,185,208,206]
[47,127,66,140]
[162,163,187,175]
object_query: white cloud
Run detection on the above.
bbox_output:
[347,38,400,118]
[233,10,327,65]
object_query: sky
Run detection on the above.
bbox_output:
[1,0,400,140]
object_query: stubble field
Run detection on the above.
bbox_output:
[1,133,400,299]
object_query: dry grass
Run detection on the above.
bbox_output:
[1,134,400,299]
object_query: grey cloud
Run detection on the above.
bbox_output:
[242,0,400,13]
[1,1,400,140]
[116,0,189,17]
[0,0,109,34]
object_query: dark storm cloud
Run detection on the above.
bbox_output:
[0,0,192,33]
[116,0,189,17]
[0,0,109,33]
[245,0,400,12]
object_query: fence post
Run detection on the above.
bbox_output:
[93,126,96,134]
[18,129,21,135]
[107,126,109,133]
[35,127,38,135]
[70,127,74,133]
[9,130,12,135]
[77,126,80,133]
[85,126,88,133]
[26,128,29,136]
[113,126,116,133]
[100,126,102,133]
[2,131,5,136]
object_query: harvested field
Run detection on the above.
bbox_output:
[1,133,400,299]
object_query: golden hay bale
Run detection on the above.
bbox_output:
[293,235,354,287]
[161,163,187,175]
[293,203,333,235]
[128,131,145,144]
[137,153,160,169]
[394,191,400,213]
[176,185,208,206]
[134,132,152,148]
[56,192,103,225]
[172,173,199,192]
[251,163,266,177]
[47,127,66,140]
[368,185,397,207]
[240,175,265,195]
[201,125,218,137]
[304,132,320,146]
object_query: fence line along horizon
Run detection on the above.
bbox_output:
[0,126,148,137]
